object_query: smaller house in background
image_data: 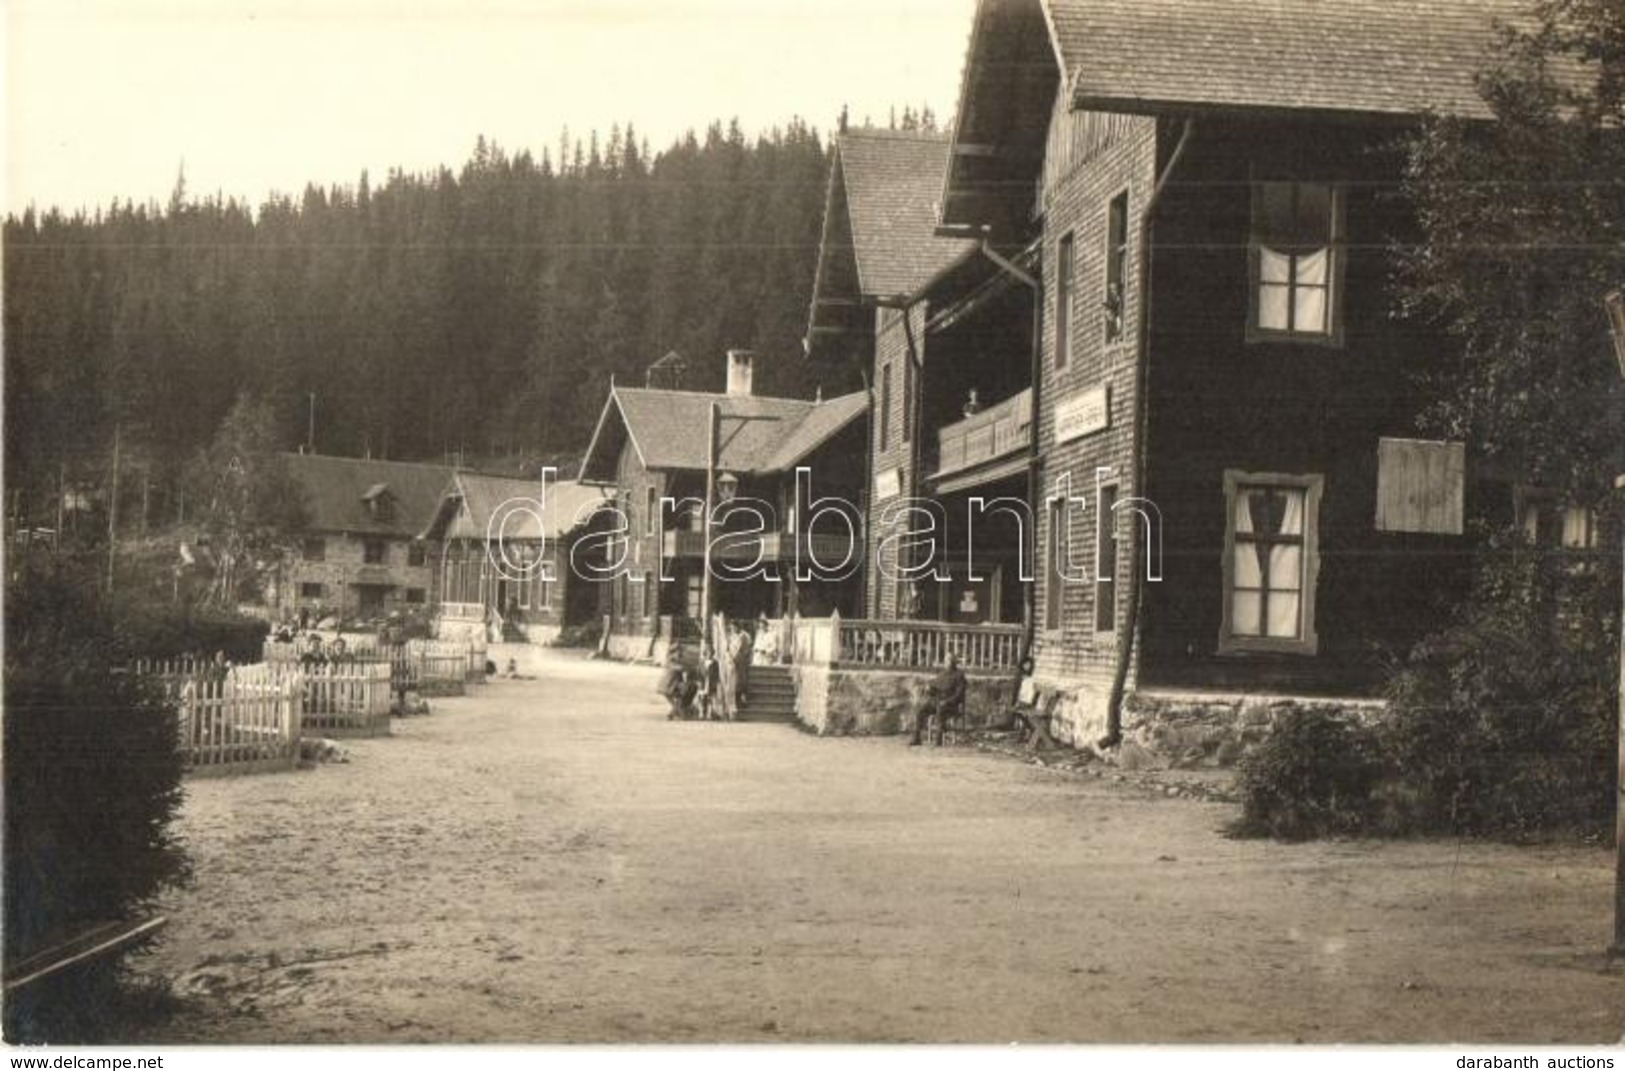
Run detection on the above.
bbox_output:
[578,349,870,660]
[421,472,613,644]
[278,453,452,623]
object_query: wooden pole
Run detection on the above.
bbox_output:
[55,461,65,555]
[701,402,720,632]
[107,422,121,594]
[1612,472,1624,964]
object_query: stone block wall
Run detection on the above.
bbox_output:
[1118,691,1388,770]
[792,665,1014,736]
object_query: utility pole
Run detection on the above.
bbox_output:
[308,392,317,454]
[107,423,121,594]
[700,401,720,637]
[1612,471,1624,965]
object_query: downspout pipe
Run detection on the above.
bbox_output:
[1102,118,1195,750]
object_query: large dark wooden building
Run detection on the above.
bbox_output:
[807,0,1567,744]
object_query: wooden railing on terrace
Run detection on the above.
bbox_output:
[789,614,1023,674]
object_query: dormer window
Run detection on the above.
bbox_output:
[362,483,395,524]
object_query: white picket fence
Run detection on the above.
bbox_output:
[262,637,481,691]
[133,659,301,776]
[134,656,394,776]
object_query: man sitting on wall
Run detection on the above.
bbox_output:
[910,653,966,747]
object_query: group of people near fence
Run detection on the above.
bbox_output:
[270,628,357,668]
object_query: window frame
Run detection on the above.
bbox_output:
[299,581,325,600]
[407,541,427,568]
[1055,231,1075,369]
[302,537,326,562]
[1245,181,1346,347]
[879,361,892,452]
[1104,191,1129,345]
[1044,496,1065,634]
[1218,470,1323,656]
[404,587,426,605]
[1094,484,1119,635]
[362,537,387,565]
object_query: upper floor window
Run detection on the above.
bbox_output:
[1104,194,1128,343]
[646,486,658,536]
[302,537,326,562]
[1055,232,1075,368]
[1248,182,1343,343]
[407,542,427,567]
[879,361,892,451]
[363,538,387,564]
[1220,471,1322,656]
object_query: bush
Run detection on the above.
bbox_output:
[1232,707,1383,840]
[113,598,269,662]
[3,564,190,1042]
[1380,533,1617,837]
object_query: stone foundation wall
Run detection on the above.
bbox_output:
[1118,691,1387,770]
[792,665,1014,736]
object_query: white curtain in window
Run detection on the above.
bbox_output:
[1294,249,1328,332]
[1259,248,1291,330]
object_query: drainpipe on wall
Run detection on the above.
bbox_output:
[1102,118,1196,750]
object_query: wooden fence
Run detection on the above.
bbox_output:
[263,637,480,692]
[133,658,300,776]
[285,661,392,737]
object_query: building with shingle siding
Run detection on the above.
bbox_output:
[807,128,1037,628]
[578,351,869,657]
[906,0,1551,744]
[277,453,453,623]
[420,473,613,644]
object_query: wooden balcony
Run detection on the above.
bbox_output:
[932,388,1032,482]
[790,615,1024,674]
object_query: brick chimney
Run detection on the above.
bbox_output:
[726,349,755,396]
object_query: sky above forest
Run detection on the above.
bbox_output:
[6,0,977,216]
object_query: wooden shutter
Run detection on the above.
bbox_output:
[1376,438,1464,535]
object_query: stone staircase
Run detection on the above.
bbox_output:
[737,663,798,723]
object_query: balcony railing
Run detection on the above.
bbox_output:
[791,614,1023,674]
[933,387,1032,480]
[662,528,856,564]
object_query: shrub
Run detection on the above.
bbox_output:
[1232,707,1383,841]
[113,597,269,663]
[3,564,189,1042]
[1380,532,1617,837]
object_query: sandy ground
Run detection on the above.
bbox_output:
[133,648,1623,1044]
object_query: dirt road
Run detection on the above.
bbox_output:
[137,649,1623,1043]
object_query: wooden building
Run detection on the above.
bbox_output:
[420,472,613,644]
[807,128,1038,628]
[805,0,1558,745]
[577,350,869,654]
[277,453,452,623]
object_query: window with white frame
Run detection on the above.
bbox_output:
[1249,182,1343,342]
[1221,472,1322,655]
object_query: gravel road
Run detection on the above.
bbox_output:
[136,648,1623,1043]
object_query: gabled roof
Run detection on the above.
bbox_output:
[578,386,870,483]
[421,473,611,542]
[942,0,1540,226]
[281,453,454,539]
[1048,0,1534,121]
[808,129,979,351]
[834,129,977,299]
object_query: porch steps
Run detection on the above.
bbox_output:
[737,664,798,723]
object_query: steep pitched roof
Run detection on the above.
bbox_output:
[422,473,610,542]
[281,453,454,539]
[835,129,978,299]
[1049,0,1536,121]
[578,386,869,482]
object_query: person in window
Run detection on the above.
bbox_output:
[910,652,966,747]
